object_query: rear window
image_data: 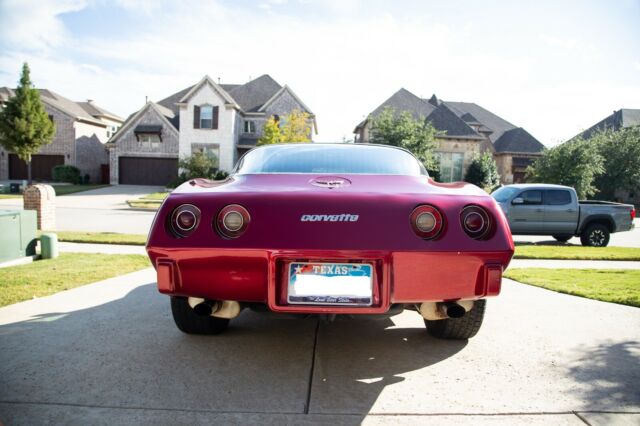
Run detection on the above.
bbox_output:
[545,190,572,205]
[520,190,542,205]
[235,144,426,176]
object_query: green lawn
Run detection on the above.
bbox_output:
[504,268,640,307]
[53,231,147,245]
[0,253,150,307]
[127,191,169,210]
[513,245,640,261]
[0,194,21,199]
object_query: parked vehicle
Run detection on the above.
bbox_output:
[492,184,635,247]
[147,144,514,339]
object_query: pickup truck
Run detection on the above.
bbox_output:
[491,184,635,247]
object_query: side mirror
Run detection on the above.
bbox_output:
[512,197,524,205]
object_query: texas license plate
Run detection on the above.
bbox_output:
[287,262,373,306]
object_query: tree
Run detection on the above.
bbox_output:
[464,152,501,192]
[0,63,56,184]
[588,127,640,200]
[525,138,604,199]
[257,109,312,146]
[369,107,440,173]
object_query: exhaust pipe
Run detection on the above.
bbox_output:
[188,297,241,319]
[438,302,466,319]
[193,300,219,317]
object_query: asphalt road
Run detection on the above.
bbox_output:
[0,269,638,425]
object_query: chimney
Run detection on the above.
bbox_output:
[428,94,441,107]
[217,77,221,84]
[87,99,95,104]
[145,95,148,103]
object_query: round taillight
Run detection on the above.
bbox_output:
[461,205,492,240]
[410,205,444,240]
[216,204,250,239]
[170,204,200,237]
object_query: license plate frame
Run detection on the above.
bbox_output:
[287,262,374,306]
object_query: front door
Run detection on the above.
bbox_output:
[509,189,545,233]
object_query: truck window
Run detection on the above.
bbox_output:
[519,190,542,205]
[545,190,571,205]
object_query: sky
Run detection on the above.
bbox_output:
[1,0,639,145]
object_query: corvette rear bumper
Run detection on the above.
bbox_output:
[147,248,511,314]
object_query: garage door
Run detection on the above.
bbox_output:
[9,154,65,181]
[119,157,178,185]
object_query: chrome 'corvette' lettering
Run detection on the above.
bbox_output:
[300,214,359,222]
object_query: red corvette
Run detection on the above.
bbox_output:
[147,144,514,339]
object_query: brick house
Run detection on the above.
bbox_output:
[0,87,123,183]
[108,74,316,185]
[354,88,544,184]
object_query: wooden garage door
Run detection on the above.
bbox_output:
[9,154,65,181]
[119,157,178,185]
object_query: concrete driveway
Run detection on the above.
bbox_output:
[0,185,160,233]
[0,270,638,425]
[513,219,639,248]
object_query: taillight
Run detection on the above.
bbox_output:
[410,205,444,240]
[216,204,250,239]
[170,204,201,238]
[631,209,636,220]
[460,205,492,240]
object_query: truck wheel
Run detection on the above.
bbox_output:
[424,299,486,340]
[580,224,610,247]
[552,234,571,243]
[170,297,230,335]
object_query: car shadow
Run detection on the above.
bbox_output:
[0,283,465,424]
[514,241,579,246]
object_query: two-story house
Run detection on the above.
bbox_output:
[108,74,316,185]
[0,87,123,183]
[354,88,544,184]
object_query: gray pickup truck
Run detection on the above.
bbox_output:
[491,184,635,247]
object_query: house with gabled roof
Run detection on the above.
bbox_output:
[354,88,544,184]
[573,108,640,140]
[0,87,124,183]
[107,74,316,185]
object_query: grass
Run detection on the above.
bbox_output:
[53,231,147,245]
[504,268,640,307]
[513,244,640,261]
[0,184,109,198]
[127,191,169,210]
[0,253,150,307]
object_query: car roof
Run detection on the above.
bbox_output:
[502,183,573,190]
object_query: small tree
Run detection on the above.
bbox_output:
[526,138,604,199]
[369,107,440,173]
[0,63,56,184]
[464,152,500,192]
[589,127,640,200]
[257,109,312,146]
[257,116,282,146]
[179,151,219,179]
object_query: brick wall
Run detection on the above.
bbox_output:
[23,184,56,230]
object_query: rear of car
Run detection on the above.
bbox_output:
[147,144,514,339]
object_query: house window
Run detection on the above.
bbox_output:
[243,120,256,133]
[138,133,161,148]
[436,152,464,182]
[200,106,213,129]
[192,145,220,169]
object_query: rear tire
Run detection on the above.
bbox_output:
[170,297,230,335]
[552,234,571,243]
[425,300,486,340]
[580,224,610,247]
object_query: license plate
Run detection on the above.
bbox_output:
[288,262,373,306]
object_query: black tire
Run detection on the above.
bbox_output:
[552,234,571,243]
[170,297,230,335]
[425,300,486,340]
[580,224,610,247]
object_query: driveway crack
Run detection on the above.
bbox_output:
[303,319,320,415]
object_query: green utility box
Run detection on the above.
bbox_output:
[0,209,37,263]
[40,233,59,259]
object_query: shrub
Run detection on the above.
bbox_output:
[52,165,81,184]
[167,153,228,188]
[464,152,500,192]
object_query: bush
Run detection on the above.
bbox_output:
[464,152,500,192]
[52,165,81,184]
[167,152,228,188]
